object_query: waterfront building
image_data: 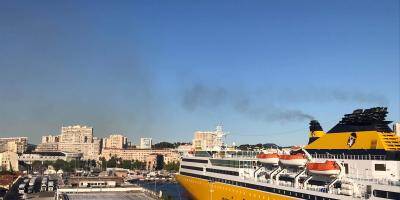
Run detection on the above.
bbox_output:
[36,125,100,160]
[163,152,180,164]
[0,150,18,171]
[68,176,123,188]
[140,138,152,149]
[145,154,158,170]
[192,124,227,151]
[0,137,28,153]
[103,134,128,149]
[101,148,178,163]
[58,139,100,160]
[35,142,59,152]
[177,144,193,156]
[19,152,82,164]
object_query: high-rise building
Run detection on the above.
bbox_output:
[140,138,152,149]
[60,125,94,143]
[103,134,128,149]
[0,137,28,153]
[192,124,227,151]
[36,125,100,160]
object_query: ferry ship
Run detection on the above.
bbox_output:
[176,107,400,199]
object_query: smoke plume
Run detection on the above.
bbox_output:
[182,83,314,122]
[181,83,388,122]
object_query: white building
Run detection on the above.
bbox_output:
[192,124,227,151]
[103,134,128,149]
[19,152,82,164]
[0,137,28,153]
[60,125,94,143]
[140,138,152,149]
[0,151,19,171]
[177,144,193,156]
[36,125,100,160]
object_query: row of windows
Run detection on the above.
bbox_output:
[181,165,203,171]
[374,189,400,199]
[210,159,255,168]
[182,158,208,164]
[206,168,239,176]
[180,172,338,200]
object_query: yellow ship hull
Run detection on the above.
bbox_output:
[176,174,294,200]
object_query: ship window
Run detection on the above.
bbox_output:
[374,164,386,171]
[181,165,203,171]
[182,158,208,164]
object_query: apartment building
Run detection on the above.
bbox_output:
[0,137,28,153]
[103,134,128,149]
[0,151,18,171]
[192,125,226,151]
[100,148,179,163]
[36,125,100,160]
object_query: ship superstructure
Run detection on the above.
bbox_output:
[176,107,400,199]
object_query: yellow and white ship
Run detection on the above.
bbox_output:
[176,107,400,200]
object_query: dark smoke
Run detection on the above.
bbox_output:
[234,98,314,122]
[279,87,388,104]
[182,84,228,111]
[182,84,314,122]
[181,83,388,122]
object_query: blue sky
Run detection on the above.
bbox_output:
[0,0,398,145]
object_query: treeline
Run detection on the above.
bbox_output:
[29,157,180,172]
[153,142,191,149]
[31,159,97,172]
[237,143,281,150]
[99,157,146,170]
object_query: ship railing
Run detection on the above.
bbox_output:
[349,177,400,186]
[305,185,330,194]
[312,153,386,160]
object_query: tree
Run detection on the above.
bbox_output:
[163,162,179,172]
[107,156,117,168]
[132,160,145,170]
[99,157,107,170]
[121,160,132,169]
[153,142,175,149]
[90,159,97,168]
[32,161,43,172]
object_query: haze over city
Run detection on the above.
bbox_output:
[0,0,398,146]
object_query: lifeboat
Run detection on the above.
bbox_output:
[306,161,340,176]
[256,153,279,165]
[279,154,307,166]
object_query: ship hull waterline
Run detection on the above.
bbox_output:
[176,174,295,200]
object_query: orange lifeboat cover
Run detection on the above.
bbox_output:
[257,153,279,159]
[307,161,339,171]
[279,153,305,160]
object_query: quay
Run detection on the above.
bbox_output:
[56,186,159,200]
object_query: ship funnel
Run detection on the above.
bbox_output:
[308,120,325,144]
